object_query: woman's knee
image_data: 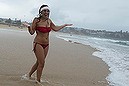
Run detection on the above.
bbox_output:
[38,60,45,68]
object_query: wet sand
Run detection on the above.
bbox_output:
[0,27,110,86]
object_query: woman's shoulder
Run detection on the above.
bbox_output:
[48,19,53,24]
[33,17,40,23]
[34,17,40,21]
[48,18,52,21]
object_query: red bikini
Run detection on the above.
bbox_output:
[33,42,49,51]
[36,26,51,33]
[33,26,52,51]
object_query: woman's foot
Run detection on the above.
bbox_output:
[36,80,44,86]
[21,74,35,81]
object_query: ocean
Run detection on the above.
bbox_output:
[56,32,129,86]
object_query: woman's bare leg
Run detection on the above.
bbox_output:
[34,44,49,82]
[28,43,39,78]
[44,46,49,58]
[29,61,38,77]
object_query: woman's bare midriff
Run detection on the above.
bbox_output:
[34,31,49,45]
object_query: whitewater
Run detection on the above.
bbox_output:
[56,32,129,86]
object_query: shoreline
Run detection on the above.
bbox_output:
[48,32,110,86]
[0,26,110,86]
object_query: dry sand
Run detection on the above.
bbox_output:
[0,25,110,86]
[0,24,27,31]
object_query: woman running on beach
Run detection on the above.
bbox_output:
[22,4,72,85]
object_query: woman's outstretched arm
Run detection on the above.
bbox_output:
[23,18,38,35]
[50,20,73,31]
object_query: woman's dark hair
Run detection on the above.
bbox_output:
[39,5,48,14]
[37,4,49,19]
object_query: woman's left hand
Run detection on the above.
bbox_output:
[64,24,73,26]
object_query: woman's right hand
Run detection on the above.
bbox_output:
[22,22,30,28]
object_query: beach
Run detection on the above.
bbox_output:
[0,25,110,86]
[0,24,26,31]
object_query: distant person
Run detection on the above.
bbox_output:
[22,4,72,85]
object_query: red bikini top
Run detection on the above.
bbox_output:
[36,26,51,33]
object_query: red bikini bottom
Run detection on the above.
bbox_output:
[33,42,49,51]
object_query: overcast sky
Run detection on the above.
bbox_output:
[0,0,129,31]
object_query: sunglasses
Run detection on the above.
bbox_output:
[42,9,50,13]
